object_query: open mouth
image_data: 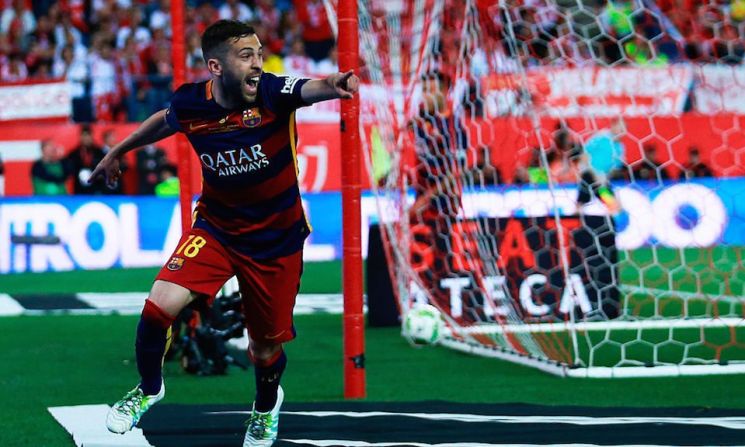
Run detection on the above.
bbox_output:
[245,75,260,92]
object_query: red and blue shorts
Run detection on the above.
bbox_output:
[155,227,303,344]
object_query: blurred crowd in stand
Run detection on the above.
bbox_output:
[0,0,337,122]
[0,0,724,195]
[30,124,184,196]
[4,1,741,123]
[511,122,714,187]
[474,0,745,72]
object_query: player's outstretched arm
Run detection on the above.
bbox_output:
[89,109,176,188]
[301,70,360,104]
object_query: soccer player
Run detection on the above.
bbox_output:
[408,70,472,318]
[409,70,468,222]
[576,118,625,215]
[90,20,359,446]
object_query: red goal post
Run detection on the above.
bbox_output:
[338,0,366,399]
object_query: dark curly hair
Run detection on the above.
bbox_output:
[201,20,256,62]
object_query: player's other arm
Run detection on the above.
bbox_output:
[300,70,360,104]
[89,109,176,188]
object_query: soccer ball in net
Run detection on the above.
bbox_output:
[404,304,445,345]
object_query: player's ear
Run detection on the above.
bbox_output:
[207,58,223,76]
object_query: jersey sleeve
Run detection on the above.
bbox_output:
[261,73,311,114]
[164,84,192,132]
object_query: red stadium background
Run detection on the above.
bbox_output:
[2,114,744,196]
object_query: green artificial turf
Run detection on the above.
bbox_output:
[2,313,745,446]
[0,260,345,295]
[2,248,745,445]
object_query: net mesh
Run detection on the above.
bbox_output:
[330,0,745,374]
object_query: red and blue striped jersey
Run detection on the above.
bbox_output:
[165,72,311,259]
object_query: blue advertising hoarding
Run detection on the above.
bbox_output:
[0,177,742,274]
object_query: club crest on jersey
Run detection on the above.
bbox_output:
[167,256,185,271]
[242,108,261,128]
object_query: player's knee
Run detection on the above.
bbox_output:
[249,340,282,365]
[141,299,175,330]
[148,280,195,316]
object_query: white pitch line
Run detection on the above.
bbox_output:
[77,292,148,315]
[458,317,744,334]
[206,410,745,430]
[73,293,349,315]
[0,293,24,316]
[619,285,744,302]
[51,405,745,447]
[48,405,152,447]
[283,441,686,447]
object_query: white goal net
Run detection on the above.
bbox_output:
[330,0,745,377]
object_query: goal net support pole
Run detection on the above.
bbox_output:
[339,0,366,398]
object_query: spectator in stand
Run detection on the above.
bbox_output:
[632,144,671,182]
[89,38,121,121]
[312,45,337,76]
[256,0,283,50]
[143,26,171,68]
[0,30,10,60]
[54,15,88,63]
[53,44,89,118]
[31,140,70,196]
[149,0,171,36]
[256,0,282,27]
[146,41,174,110]
[62,0,89,33]
[192,3,219,36]
[1,52,27,81]
[601,0,635,39]
[624,35,668,66]
[546,150,569,183]
[261,43,284,74]
[293,0,335,62]
[467,145,502,187]
[116,7,151,51]
[90,11,118,47]
[67,124,106,195]
[54,12,85,59]
[711,23,745,64]
[25,40,54,78]
[656,34,680,61]
[637,9,664,41]
[279,8,303,51]
[31,59,53,79]
[683,147,713,179]
[120,36,150,121]
[185,32,209,81]
[136,144,167,195]
[154,163,179,197]
[219,0,254,22]
[545,125,580,184]
[32,0,57,20]
[554,122,573,153]
[250,21,286,74]
[25,14,56,68]
[284,38,312,76]
[513,147,541,185]
[1,0,36,51]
